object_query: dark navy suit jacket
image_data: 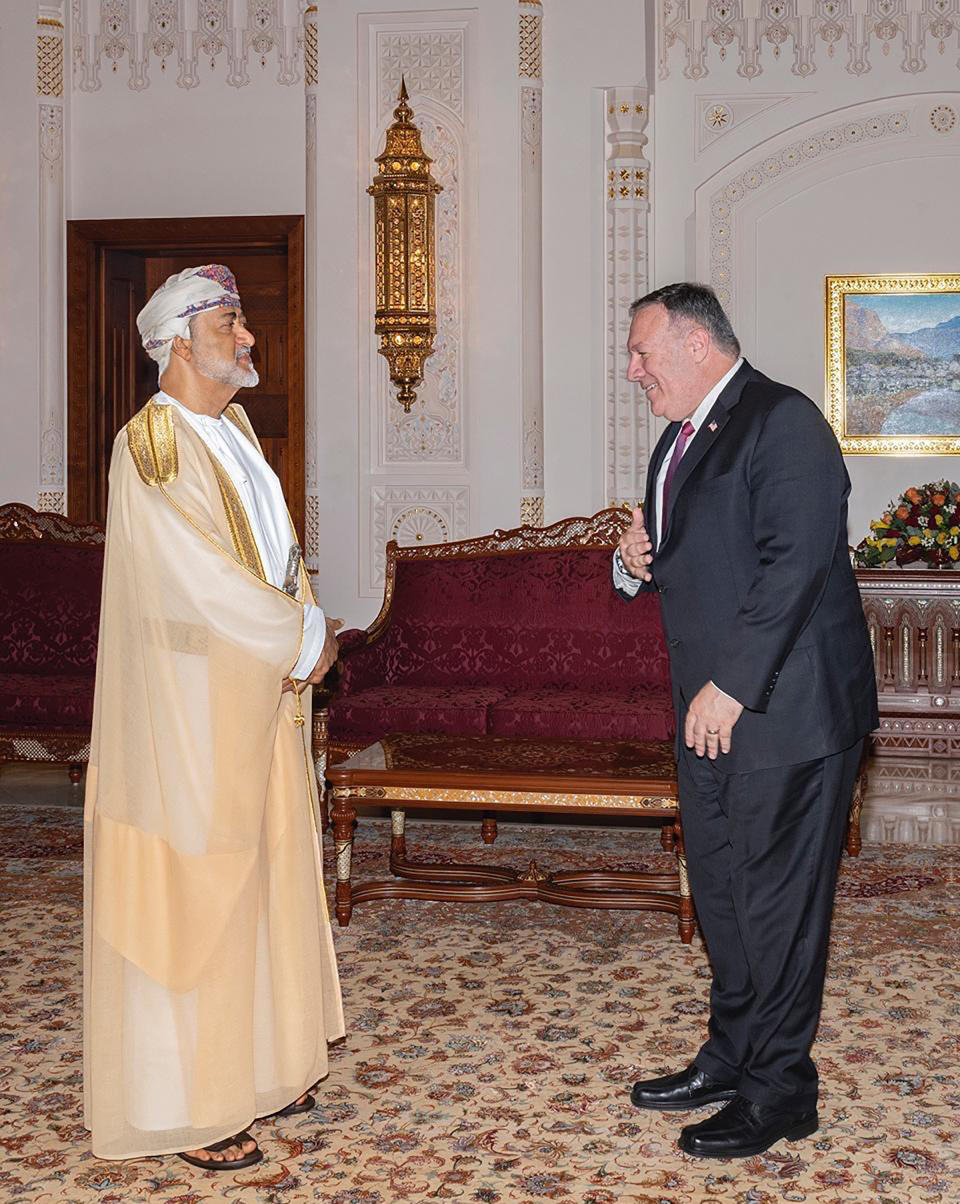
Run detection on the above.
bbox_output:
[616,359,878,774]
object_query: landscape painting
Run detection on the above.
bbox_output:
[826,275,960,454]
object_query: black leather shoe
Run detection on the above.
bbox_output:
[678,1096,818,1158]
[630,1063,739,1112]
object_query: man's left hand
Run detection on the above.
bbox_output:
[684,682,744,759]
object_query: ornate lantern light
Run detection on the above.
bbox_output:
[368,79,443,412]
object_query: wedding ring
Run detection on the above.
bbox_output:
[706,727,720,735]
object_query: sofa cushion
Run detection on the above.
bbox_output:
[0,543,103,673]
[327,685,511,741]
[0,673,95,731]
[488,685,675,742]
[339,547,670,693]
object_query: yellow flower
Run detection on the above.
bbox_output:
[935,514,944,527]
[908,535,922,545]
[937,532,947,544]
[951,526,960,536]
[951,546,960,561]
[880,538,898,547]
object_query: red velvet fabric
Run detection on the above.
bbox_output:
[338,548,670,693]
[328,685,510,740]
[0,544,103,674]
[332,545,673,745]
[0,672,95,730]
[488,685,674,741]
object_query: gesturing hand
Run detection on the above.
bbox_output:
[618,507,653,582]
[684,681,744,759]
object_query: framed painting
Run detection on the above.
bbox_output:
[825,274,960,454]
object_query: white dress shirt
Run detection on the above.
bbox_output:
[156,390,326,680]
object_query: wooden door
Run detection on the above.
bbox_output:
[67,217,305,540]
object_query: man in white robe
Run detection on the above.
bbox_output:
[84,265,345,1168]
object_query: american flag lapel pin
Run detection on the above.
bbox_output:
[708,420,718,432]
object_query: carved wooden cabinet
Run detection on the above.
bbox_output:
[857,568,960,757]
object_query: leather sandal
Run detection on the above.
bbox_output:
[273,1092,315,1118]
[177,1131,262,1171]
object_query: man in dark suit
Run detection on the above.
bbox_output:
[613,283,878,1159]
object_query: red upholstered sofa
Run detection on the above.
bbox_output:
[320,508,674,761]
[0,504,104,781]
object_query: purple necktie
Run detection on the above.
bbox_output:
[661,419,695,528]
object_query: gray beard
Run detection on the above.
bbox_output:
[192,347,260,389]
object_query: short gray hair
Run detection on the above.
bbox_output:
[630,282,740,358]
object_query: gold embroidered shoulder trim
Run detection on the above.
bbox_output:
[204,448,267,581]
[126,400,179,486]
[224,404,262,451]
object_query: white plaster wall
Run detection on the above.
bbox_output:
[541,0,648,523]
[0,4,42,505]
[751,151,960,543]
[70,61,304,218]
[311,0,526,629]
[653,41,960,545]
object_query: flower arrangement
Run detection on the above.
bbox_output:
[854,481,960,568]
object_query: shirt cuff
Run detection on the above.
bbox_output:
[612,548,642,596]
[290,603,327,681]
[709,680,741,707]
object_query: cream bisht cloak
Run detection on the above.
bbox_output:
[83,398,344,1159]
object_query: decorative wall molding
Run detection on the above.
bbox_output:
[370,486,469,590]
[72,0,305,92]
[303,5,319,569]
[518,1,543,80]
[519,7,544,525]
[707,103,913,313]
[697,91,801,152]
[378,30,464,122]
[604,87,653,509]
[660,0,960,82]
[38,5,66,516]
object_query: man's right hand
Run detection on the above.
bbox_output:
[618,507,653,582]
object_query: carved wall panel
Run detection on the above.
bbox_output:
[72,0,304,91]
[519,2,544,525]
[370,486,469,590]
[659,0,960,82]
[604,87,654,509]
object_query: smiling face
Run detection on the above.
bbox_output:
[626,303,706,423]
[188,306,259,389]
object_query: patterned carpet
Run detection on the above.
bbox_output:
[1,801,959,1204]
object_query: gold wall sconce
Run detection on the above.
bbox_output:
[368,79,443,412]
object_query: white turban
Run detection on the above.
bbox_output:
[136,264,242,378]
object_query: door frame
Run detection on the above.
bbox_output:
[66,214,305,536]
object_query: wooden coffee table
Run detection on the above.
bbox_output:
[326,732,695,943]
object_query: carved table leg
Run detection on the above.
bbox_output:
[481,814,498,845]
[674,819,696,944]
[660,822,675,852]
[330,787,356,926]
[846,764,866,858]
[68,763,83,785]
[391,809,407,860]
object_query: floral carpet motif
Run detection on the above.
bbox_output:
[1,802,958,1203]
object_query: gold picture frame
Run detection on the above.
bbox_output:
[825,274,960,455]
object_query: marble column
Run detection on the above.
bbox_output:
[604,87,651,510]
[518,0,543,527]
[37,2,66,514]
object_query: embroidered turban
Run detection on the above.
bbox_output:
[136,264,242,377]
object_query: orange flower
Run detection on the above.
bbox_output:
[882,512,893,523]
[896,505,910,520]
[933,492,946,506]
[905,488,922,503]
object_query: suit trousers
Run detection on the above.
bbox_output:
[677,730,864,1110]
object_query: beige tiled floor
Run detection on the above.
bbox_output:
[4,753,960,844]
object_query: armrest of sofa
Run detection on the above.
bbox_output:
[336,626,389,694]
